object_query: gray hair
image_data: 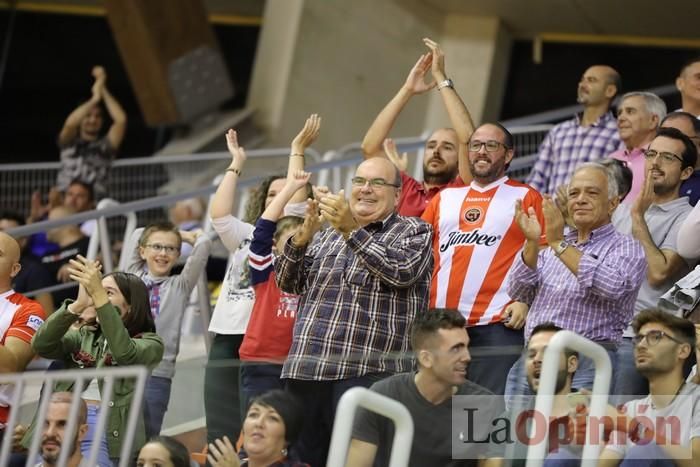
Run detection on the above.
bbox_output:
[571,162,619,200]
[619,92,667,122]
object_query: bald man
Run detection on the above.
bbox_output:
[0,232,46,432]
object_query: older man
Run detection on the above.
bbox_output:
[611,92,667,203]
[505,162,646,400]
[276,157,433,466]
[529,65,622,194]
[676,57,700,118]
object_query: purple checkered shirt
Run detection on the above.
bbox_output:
[275,213,433,381]
[528,112,622,194]
[508,223,646,343]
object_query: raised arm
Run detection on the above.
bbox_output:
[58,68,103,147]
[361,54,436,158]
[261,171,312,222]
[96,67,127,150]
[288,114,320,204]
[210,129,248,220]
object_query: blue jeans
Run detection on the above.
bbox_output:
[466,323,524,395]
[612,337,648,402]
[143,376,172,439]
[240,363,284,410]
[542,443,675,467]
[83,404,112,467]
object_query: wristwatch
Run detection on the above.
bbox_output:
[437,79,454,91]
[553,240,570,257]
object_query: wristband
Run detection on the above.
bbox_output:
[226,167,242,176]
[290,153,305,158]
[437,79,454,91]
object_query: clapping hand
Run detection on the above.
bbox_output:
[225,129,247,171]
[383,138,408,172]
[67,255,104,300]
[291,114,321,155]
[319,190,358,238]
[402,53,435,95]
[292,199,323,248]
[514,199,542,242]
[207,436,240,467]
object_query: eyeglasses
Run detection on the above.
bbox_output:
[145,243,179,255]
[633,330,685,347]
[351,177,400,188]
[643,149,683,164]
[468,140,510,153]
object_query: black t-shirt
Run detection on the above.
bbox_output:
[41,236,90,305]
[13,253,53,294]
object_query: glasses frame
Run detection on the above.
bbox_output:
[351,176,400,189]
[643,149,684,165]
[468,140,510,153]
[145,243,180,255]
[633,329,685,347]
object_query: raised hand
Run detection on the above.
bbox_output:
[90,66,106,102]
[632,168,655,218]
[285,169,312,193]
[291,113,321,155]
[422,37,447,82]
[292,199,323,247]
[207,436,240,467]
[180,229,202,245]
[67,255,104,299]
[402,53,436,95]
[319,190,358,238]
[225,129,247,170]
[542,195,565,245]
[514,199,542,242]
[383,138,409,172]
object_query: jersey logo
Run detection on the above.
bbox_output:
[439,230,502,252]
[26,315,45,331]
[463,207,483,224]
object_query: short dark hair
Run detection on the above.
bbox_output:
[0,210,25,227]
[529,322,578,359]
[661,111,700,136]
[143,436,191,467]
[598,158,634,201]
[654,127,698,170]
[104,272,156,336]
[50,391,87,424]
[139,221,182,250]
[632,308,696,352]
[411,309,466,352]
[605,69,622,99]
[679,56,700,76]
[67,179,95,203]
[248,390,304,445]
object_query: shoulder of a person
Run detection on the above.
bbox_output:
[370,372,409,394]
[459,379,494,396]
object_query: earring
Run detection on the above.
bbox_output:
[281,447,288,457]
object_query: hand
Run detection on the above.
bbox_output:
[68,282,93,316]
[292,199,323,247]
[12,424,27,453]
[90,66,106,101]
[554,184,575,228]
[48,187,63,209]
[92,65,106,81]
[67,255,104,299]
[402,53,436,95]
[542,195,565,245]
[207,436,240,467]
[514,199,542,242]
[632,169,654,218]
[30,191,47,221]
[422,37,447,82]
[57,264,72,283]
[383,138,408,172]
[285,169,312,193]
[319,190,358,238]
[502,301,528,330]
[180,229,202,245]
[225,129,247,170]
[312,185,330,201]
[291,113,321,155]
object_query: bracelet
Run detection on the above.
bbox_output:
[226,167,242,176]
[290,153,305,158]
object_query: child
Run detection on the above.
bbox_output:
[126,221,211,437]
[239,170,311,408]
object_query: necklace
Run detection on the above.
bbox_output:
[650,381,685,409]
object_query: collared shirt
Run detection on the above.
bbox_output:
[275,213,433,380]
[398,172,465,217]
[610,146,646,204]
[508,223,646,343]
[528,112,621,194]
[680,170,700,206]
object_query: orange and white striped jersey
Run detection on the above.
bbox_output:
[422,176,544,326]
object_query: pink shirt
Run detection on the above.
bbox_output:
[611,147,646,204]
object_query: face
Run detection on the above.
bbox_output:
[617,96,658,147]
[577,66,615,106]
[645,136,691,196]
[243,403,287,461]
[265,178,287,209]
[350,158,400,226]
[139,231,181,277]
[567,167,615,231]
[137,442,175,467]
[634,322,689,376]
[40,403,87,464]
[423,128,459,184]
[101,275,130,320]
[661,117,700,160]
[0,233,21,287]
[423,327,471,387]
[677,61,700,106]
[467,124,513,186]
[526,331,576,394]
[64,184,93,212]
[80,105,103,140]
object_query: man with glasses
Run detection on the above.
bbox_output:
[421,122,544,394]
[661,111,700,206]
[276,157,433,466]
[612,127,697,397]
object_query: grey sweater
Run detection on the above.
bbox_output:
[127,227,211,379]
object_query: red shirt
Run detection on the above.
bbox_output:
[398,172,466,217]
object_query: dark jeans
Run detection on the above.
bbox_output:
[466,323,524,395]
[204,334,244,448]
[143,375,172,439]
[240,362,285,410]
[285,372,391,467]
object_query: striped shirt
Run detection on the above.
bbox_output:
[507,223,646,343]
[275,213,433,380]
[528,112,621,195]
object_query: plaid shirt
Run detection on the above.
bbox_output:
[507,223,646,343]
[275,213,433,380]
[528,112,621,194]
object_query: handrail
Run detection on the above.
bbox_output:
[327,386,414,467]
[525,331,612,467]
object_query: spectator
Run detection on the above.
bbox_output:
[56,66,127,198]
[34,392,90,467]
[676,57,700,117]
[29,261,163,464]
[204,116,317,449]
[678,201,700,260]
[661,111,700,206]
[360,38,474,216]
[0,210,54,314]
[529,65,622,194]
[169,198,205,260]
[506,162,646,401]
[597,310,700,466]
[136,436,192,467]
[41,206,90,307]
[275,157,433,466]
[611,92,666,203]
[422,120,544,394]
[0,232,46,436]
[346,309,495,467]
[126,221,211,438]
[612,127,697,396]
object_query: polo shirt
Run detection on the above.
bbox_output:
[398,172,465,217]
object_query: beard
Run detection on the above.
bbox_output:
[469,157,506,185]
[41,436,78,464]
[423,159,457,186]
[528,367,570,394]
